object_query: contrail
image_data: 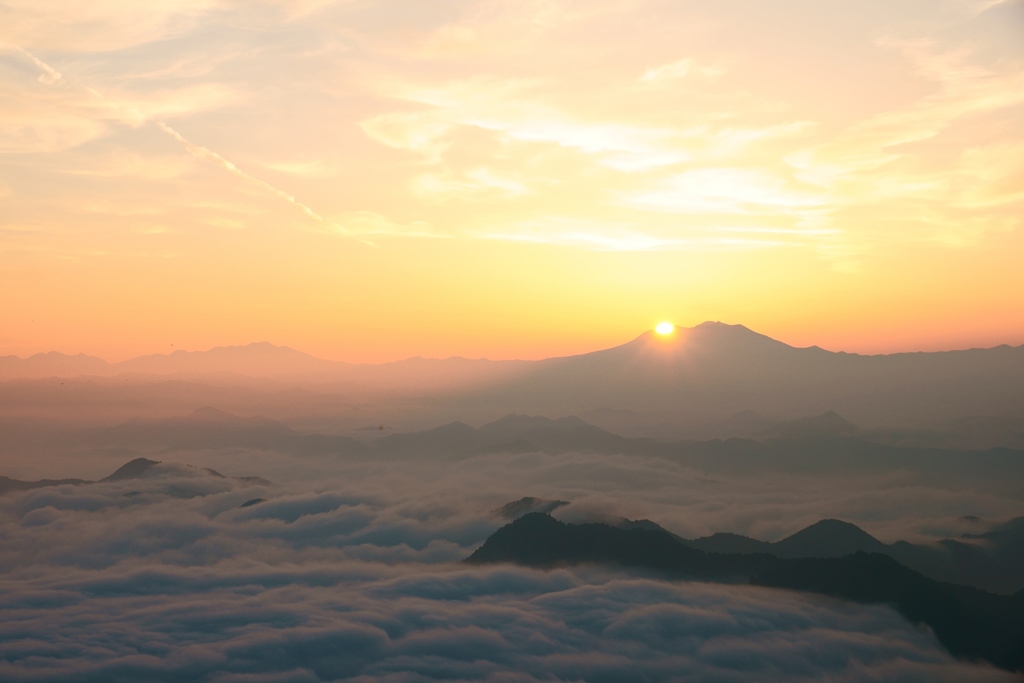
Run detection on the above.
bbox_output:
[155,121,332,227]
[1,43,63,84]
[8,43,348,236]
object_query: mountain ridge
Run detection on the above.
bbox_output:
[466,513,1024,672]
[4,322,1024,431]
[5,322,1023,378]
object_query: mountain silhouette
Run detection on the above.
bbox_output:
[684,518,1024,594]
[117,343,339,377]
[374,414,634,458]
[468,513,1024,672]
[476,322,1024,425]
[772,518,888,556]
[0,351,111,378]
[3,323,1024,432]
[686,520,890,559]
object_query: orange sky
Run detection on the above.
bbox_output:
[2,0,1023,362]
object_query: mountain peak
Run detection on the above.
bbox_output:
[103,457,161,481]
[774,519,887,558]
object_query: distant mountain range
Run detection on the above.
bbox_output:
[683,518,1024,596]
[467,513,1024,672]
[3,322,1024,428]
[20,408,1024,498]
[0,341,525,393]
[56,405,1012,468]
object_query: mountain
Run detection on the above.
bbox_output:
[467,513,1024,672]
[686,519,885,557]
[684,518,1024,594]
[116,342,339,377]
[772,519,888,556]
[0,351,111,379]
[370,412,1024,498]
[460,322,1024,426]
[467,511,765,578]
[374,414,635,458]
[4,323,1024,431]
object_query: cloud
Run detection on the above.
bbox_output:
[359,111,455,164]
[157,121,335,230]
[622,167,826,215]
[480,218,682,251]
[787,41,1024,188]
[641,58,725,83]
[0,45,240,154]
[412,168,531,201]
[0,446,1021,681]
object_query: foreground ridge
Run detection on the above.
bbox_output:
[467,513,1024,672]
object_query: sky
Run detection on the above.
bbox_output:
[2,0,1023,362]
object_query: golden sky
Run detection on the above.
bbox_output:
[2,0,1023,362]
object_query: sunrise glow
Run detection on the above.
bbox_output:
[1,0,1022,361]
[656,322,675,336]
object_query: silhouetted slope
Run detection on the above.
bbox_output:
[375,414,635,458]
[468,512,774,580]
[752,554,1024,671]
[971,517,1024,559]
[685,517,1024,594]
[463,322,1024,424]
[102,457,162,480]
[772,519,889,557]
[684,520,892,560]
[375,414,1024,496]
[684,532,773,555]
[6,322,1024,431]
[468,513,1024,671]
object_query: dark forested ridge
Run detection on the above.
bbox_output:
[467,513,1024,672]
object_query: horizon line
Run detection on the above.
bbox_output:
[3,321,1024,369]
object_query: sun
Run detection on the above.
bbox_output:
[655,322,675,335]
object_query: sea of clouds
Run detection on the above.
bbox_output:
[1,449,1021,682]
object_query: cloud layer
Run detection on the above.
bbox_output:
[1,448,1021,681]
